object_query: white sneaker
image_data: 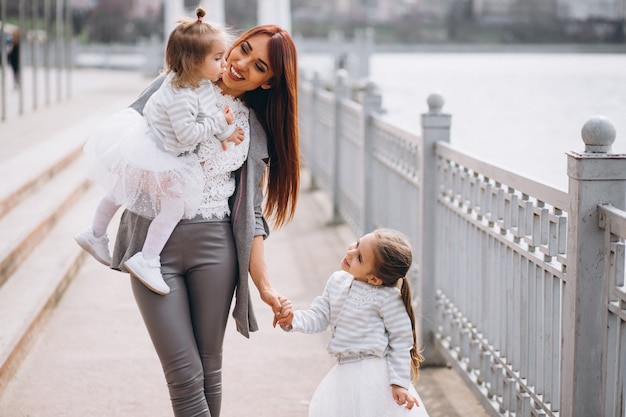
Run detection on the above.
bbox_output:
[74,228,112,266]
[124,252,170,295]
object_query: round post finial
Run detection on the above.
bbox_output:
[363,80,383,114]
[581,116,616,153]
[335,68,349,86]
[364,80,380,97]
[427,93,445,114]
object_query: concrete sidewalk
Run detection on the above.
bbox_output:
[0,69,490,417]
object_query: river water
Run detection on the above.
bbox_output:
[299,52,626,190]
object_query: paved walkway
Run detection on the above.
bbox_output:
[0,68,490,417]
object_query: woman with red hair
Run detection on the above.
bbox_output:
[107,23,299,417]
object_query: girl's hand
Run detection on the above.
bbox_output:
[275,297,294,329]
[391,385,419,410]
[222,105,234,124]
[221,127,244,150]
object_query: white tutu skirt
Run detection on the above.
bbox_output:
[309,357,430,417]
[83,108,203,219]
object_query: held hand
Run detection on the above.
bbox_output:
[222,105,234,125]
[275,297,294,329]
[221,127,244,151]
[257,286,283,327]
[391,385,419,410]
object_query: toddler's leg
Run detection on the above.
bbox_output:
[124,195,184,295]
[92,195,121,237]
[74,195,119,266]
[142,195,184,259]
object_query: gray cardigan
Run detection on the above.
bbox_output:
[110,75,270,338]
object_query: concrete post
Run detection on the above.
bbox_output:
[31,0,39,110]
[54,0,62,102]
[257,0,292,33]
[561,116,626,416]
[308,72,321,191]
[202,0,225,25]
[420,93,451,366]
[331,69,349,224]
[353,27,373,79]
[17,0,24,113]
[0,0,5,122]
[43,0,51,106]
[164,0,184,41]
[64,0,72,99]
[362,81,383,234]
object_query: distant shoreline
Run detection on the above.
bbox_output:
[296,39,626,54]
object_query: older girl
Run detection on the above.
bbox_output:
[279,228,430,417]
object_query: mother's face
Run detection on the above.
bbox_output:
[220,34,274,97]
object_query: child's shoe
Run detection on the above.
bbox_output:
[74,228,112,266]
[124,252,170,295]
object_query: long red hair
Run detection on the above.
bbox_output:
[229,25,300,228]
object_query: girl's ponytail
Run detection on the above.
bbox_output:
[372,228,424,383]
[399,276,424,383]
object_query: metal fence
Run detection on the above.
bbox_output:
[299,68,626,416]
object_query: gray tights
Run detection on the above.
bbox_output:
[131,219,237,417]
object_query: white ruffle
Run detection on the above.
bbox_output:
[83,108,203,219]
[309,357,430,417]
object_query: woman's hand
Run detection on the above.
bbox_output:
[391,385,419,410]
[256,285,281,320]
[248,236,292,327]
[275,296,294,329]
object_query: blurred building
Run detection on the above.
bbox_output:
[301,0,625,22]
[561,0,626,20]
[70,0,160,17]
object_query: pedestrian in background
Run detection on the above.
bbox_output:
[7,28,20,89]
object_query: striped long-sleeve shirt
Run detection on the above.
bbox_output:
[290,270,414,389]
[143,72,236,155]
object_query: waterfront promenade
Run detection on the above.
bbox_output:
[0,68,490,417]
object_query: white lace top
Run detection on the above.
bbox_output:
[191,86,250,220]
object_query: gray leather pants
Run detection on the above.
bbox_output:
[131,218,237,417]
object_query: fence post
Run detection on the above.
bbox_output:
[308,72,321,191]
[353,27,373,80]
[361,81,383,234]
[420,93,451,366]
[331,69,349,224]
[1,1,7,121]
[561,116,626,415]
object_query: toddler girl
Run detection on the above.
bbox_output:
[75,8,243,295]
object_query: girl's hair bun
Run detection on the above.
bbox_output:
[196,7,206,20]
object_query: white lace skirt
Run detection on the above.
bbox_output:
[83,108,203,219]
[309,357,430,417]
